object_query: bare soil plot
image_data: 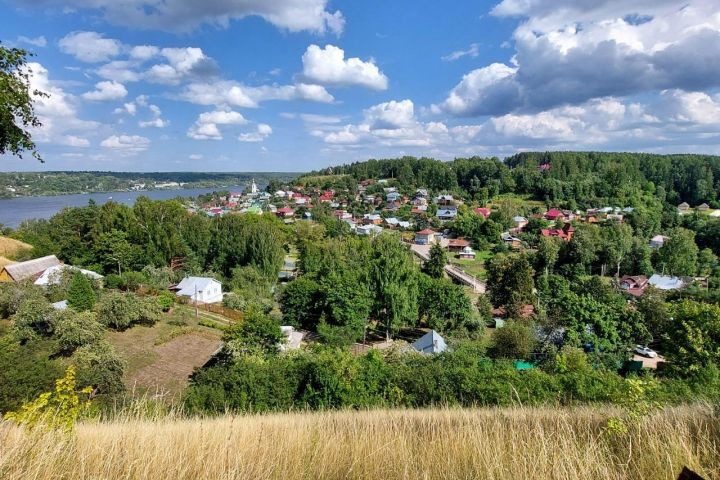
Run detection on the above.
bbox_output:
[127,333,222,398]
[106,306,225,398]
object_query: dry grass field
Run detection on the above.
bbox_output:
[1,405,718,480]
[0,237,32,259]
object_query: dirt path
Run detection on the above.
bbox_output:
[126,333,222,398]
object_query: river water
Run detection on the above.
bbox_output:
[0,186,244,228]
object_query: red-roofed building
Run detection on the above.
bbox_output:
[619,275,649,297]
[475,207,491,218]
[544,209,565,221]
[541,223,575,241]
[275,206,295,218]
[319,190,334,202]
[415,229,438,245]
[447,238,470,251]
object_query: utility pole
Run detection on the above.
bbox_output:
[195,284,199,319]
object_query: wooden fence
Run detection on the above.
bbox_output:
[174,296,243,322]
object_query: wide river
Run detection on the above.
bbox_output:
[0,186,243,228]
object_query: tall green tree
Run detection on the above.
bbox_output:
[67,271,96,312]
[657,228,699,276]
[536,236,561,276]
[486,253,535,312]
[94,229,139,275]
[1,44,47,161]
[423,242,446,279]
[370,234,419,340]
[665,300,720,375]
[601,222,634,277]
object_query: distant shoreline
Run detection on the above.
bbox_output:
[0,171,301,199]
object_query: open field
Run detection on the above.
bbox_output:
[105,306,224,397]
[1,405,718,480]
[449,249,493,279]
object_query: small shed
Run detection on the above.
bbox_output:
[412,330,447,354]
[457,246,476,259]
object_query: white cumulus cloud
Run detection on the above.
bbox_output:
[100,134,150,153]
[82,81,128,101]
[301,44,388,90]
[59,31,123,63]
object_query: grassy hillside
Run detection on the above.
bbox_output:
[1,405,718,479]
[0,237,32,259]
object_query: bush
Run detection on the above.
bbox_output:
[67,271,97,312]
[95,291,160,330]
[96,291,137,330]
[156,290,176,312]
[489,320,537,360]
[0,335,63,412]
[51,309,104,354]
[103,274,123,290]
[223,310,283,357]
[12,297,53,341]
[0,282,45,319]
[72,341,125,395]
[222,292,245,311]
[120,271,147,292]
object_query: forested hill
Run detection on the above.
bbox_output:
[506,152,720,206]
[0,171,299,198]
[303,152,720,207]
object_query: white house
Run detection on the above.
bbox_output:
[412,330,447,354]
[648,274,685,290]
[173,277,223,304]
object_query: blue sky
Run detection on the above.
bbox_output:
[1,0,720,172]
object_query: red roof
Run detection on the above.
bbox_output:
[277,206,294,214]
[475,207,491,218]
[448,238,470,247]
[545,208,564,219]
[416,229,436,235]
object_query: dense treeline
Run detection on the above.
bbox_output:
[184,344,720,414]
[506,151,720,206]
[9,197,287,282]
[0,171,297,198]
[306,152,720,209]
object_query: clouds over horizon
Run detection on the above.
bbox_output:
[438,0,720,117]
[3,0,720,171]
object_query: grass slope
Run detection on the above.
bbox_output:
[1,405,718,479]
[0,237,32,259]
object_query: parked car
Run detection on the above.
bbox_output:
[635,345,658,358]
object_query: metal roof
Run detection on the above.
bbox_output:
[2,255,61,281]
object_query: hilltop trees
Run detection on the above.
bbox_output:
[665,300,720,375]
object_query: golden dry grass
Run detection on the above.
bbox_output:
[1,405,718,480]
[0,236,32,259]
[0,256,17,269]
